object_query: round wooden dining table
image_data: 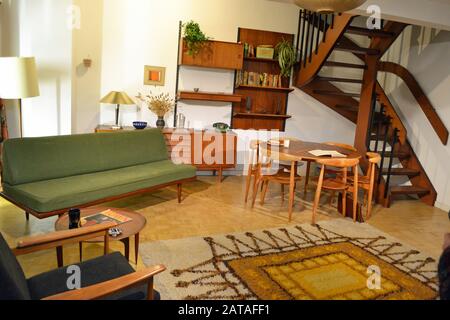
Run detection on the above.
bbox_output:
[258,140,363,221]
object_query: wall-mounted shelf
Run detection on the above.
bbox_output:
[178,91,243,103]
[244,57,279,64]
[236,85,295,93]
[179,39,244,70]
[234,112,292,119]
[233,28,295,131]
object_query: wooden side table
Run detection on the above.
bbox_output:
[55,208,146,265]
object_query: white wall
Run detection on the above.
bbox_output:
[381,26,450,211]
[0,0,73,138]
[71,0,104,134]
[100,0,356,170]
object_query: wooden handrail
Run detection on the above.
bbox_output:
[295,13,355,88]
[378,61,449,145]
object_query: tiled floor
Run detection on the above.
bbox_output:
[0,176,448,278]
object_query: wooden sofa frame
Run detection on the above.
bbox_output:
[0,177,196,220]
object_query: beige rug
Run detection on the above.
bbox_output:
[140,219,439,300]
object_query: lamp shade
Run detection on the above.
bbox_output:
[0,57,40,99]
[294,0,367,13]
[100,91,135,105]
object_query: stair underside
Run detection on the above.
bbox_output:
[346,26,395,38]
[335,43,380,55]
[323,61,367,69]
[313,90,361,98]
[317,76,363,84]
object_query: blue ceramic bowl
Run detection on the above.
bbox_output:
[133,121,148,130]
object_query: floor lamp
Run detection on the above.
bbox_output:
[0,57,40,138]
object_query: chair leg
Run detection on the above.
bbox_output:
[261,181,269,206]
[329,191,336,207]
[251,179,261,208]
[244,171,254,203]
[304,161,311,196]
[312,166,325,225]
[281,184,285,203]
[288,162,297,222]
[25,212,30,221]
[353,173,359,222]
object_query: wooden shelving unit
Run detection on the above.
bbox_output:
[174,21,244,128]
[178,91,243,103]
[233,112,292,119]
[235,85,295,93]
[232,28,295,131]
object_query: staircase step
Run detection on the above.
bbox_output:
[336,43,380,55]
[382,168,421,177]
[317,76,363,84]
[390,186,430,196]
[346,26,395,38]
[313,90,361,98]
[384,151,411,159]
[323,61,367,69]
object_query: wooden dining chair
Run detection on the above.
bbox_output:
[245,137,300,203]
[251,150,302,222]
[312,157,360,225]
[347,152,381,220]
[304,142,357,196]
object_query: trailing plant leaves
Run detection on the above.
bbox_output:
[183,21,210,56]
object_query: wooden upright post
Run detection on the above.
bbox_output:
[354,55,379,161]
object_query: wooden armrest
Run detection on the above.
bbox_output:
[43,265,166,300]
[13,221,117,256]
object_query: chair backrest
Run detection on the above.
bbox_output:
[365,152,381,179]
[0,233,31,300]
[324,142,357,152]
[316,157,360,168]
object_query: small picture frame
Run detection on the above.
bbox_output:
[144,65,166,86]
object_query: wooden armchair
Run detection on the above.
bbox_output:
[0,223,166,300]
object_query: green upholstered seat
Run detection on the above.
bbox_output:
[1,129,197,215]
[2,160,196,213]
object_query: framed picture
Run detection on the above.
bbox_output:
[144,65,166,86]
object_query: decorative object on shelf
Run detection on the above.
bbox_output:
[194,88,200,93]
[177,113,186,128]
[100,91,135,129]
[213,122,230,133]
[136,92,174,129]
[275,39,297,78]
[183,21,210,56]
[294,0,367,13]
[133,121,148,130]
[0,57,40,137]
[256,45,275,59]
[246,97,252,113]
[144,65,166,86]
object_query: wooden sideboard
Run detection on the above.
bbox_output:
[95,126,238,182]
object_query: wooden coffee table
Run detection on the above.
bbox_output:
[55,207,146,264]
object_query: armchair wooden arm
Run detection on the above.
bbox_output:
[43,265,167,300]
[13,221,117,257]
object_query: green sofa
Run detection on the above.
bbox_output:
[0,129,196,220]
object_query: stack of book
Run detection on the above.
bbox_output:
[236,71,283,88]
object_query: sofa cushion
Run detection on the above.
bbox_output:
[2,160,196,213]
[0,233,31,300]
[2,129,169,186]
[27,252,160,300]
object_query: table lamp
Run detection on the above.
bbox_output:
[100,91,135,129]
[0,57,40,137]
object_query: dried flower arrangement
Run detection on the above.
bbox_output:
[136,92,174,118]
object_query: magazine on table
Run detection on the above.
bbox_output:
[309,150,348,158]
[81,209,132,227]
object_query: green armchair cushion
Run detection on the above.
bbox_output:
[2,160,196,213]
[2,129,169,186]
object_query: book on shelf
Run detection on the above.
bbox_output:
[81,209,132,227]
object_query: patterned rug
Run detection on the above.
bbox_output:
[140,219,439,300]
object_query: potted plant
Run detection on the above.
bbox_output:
[183,21,210,56]
[136,92,174,129]
[275,39,297,78]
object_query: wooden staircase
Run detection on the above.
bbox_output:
[292,10,446,207]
